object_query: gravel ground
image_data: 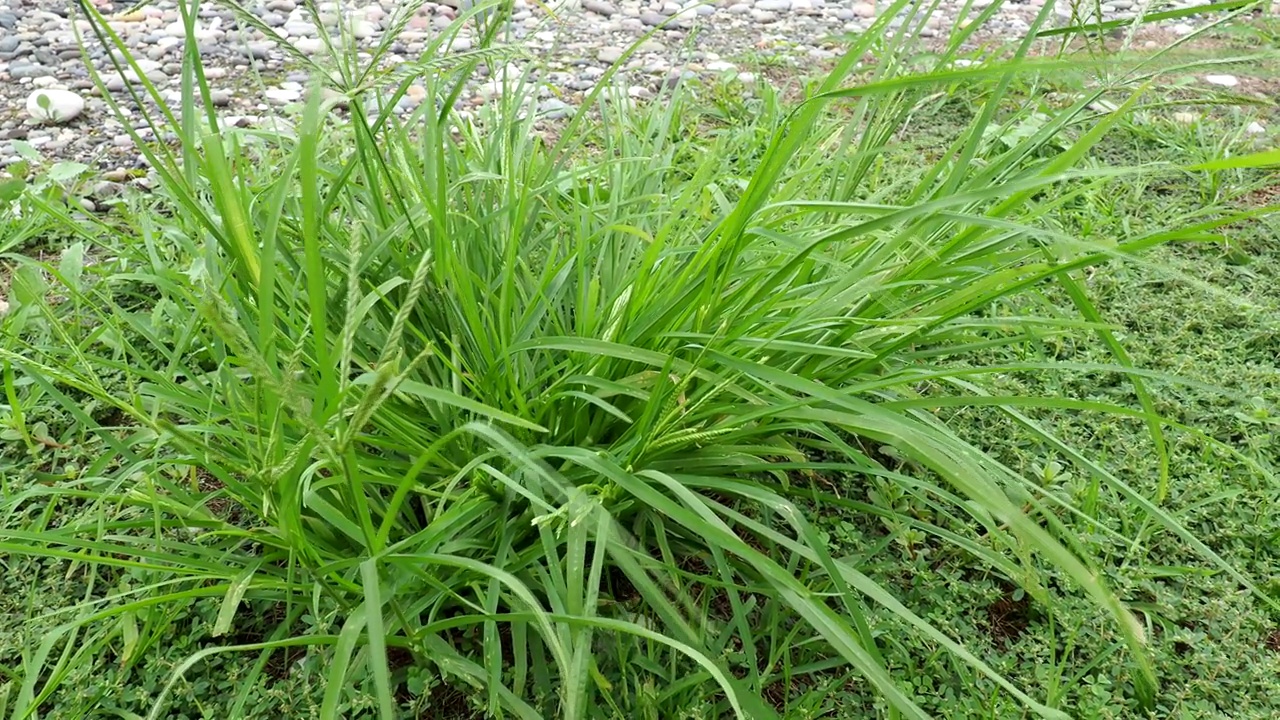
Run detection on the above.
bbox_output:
[0,0,1264,179]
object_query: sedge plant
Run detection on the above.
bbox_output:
[1,0,1277,717]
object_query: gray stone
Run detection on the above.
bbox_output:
[539,98,574,119]
[10,62,52,79]
[584,0,620,15]
[92,181,126,199]
[640,10,665,25]
[243,42,273,59]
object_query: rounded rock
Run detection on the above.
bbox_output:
[264,86,302,103]
[25,88,85,124]
[349,20,376,40]
[584,0,620,15]
[10,62,52,79]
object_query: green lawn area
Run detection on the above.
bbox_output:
[1,5,1278,719]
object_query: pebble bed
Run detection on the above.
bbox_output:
[0,0,1264,184]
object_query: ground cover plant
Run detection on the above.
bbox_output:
[0,0,1278,717]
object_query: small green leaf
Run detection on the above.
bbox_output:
[60,243,85,291]
[0,178,24,203]
[12,265,47,308]
[46,162,90,184]
[10,141,41,163]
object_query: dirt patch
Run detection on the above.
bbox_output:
[423,682,485,719]
[986,591,1034,646]
[1241,183,1280,209]
[1265,628,1280,654]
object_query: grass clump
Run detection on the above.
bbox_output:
[1,0,1277,717]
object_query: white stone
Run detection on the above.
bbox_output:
[294,37,325,54]
[1204,74,1238,87]
[264,87,302,103]
[348,20,376,39]
[851,1,875,17]
[476,79,505,99]
[1173,111,1198,125]
[1245,121,1266,134]
[25,89,85,124]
